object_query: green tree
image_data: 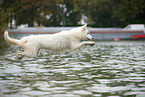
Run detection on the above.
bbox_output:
[39,0,64,26]
[112,0,145,27]
[0,1,12,49]
[1,0,145,27]
[14,0,42,27]
[63,0,82,26]
[85,0,145,27]
[13,0,64,27]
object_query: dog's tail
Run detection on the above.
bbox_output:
[4,31,22,46]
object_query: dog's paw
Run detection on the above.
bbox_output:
[88,41,95,46]
[18,54,23,60]
[15,54,24,60]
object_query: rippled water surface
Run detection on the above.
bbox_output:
[0,40,145,97]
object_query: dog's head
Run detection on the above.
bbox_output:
[81,24,93,40]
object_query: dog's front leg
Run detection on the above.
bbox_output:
[72,41,95,51]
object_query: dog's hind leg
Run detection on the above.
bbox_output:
[21,46,24,52]
[14,50,24,61]
[14,47,27,60]
[22,45,40,57]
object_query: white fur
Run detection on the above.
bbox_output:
[4,24,95,58]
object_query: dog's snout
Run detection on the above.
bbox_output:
[87,37,93,40]
[87,34,93,40]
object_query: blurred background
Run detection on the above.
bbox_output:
[0,0,145,28]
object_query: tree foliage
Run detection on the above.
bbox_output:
[0,1,12,49]
[0,0,145,27]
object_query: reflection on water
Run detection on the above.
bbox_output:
[0,41,145,97]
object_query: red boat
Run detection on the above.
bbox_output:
[131,34,145,39]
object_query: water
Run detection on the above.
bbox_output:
[0,40,145,97]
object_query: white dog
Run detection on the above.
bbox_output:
[4,24,95,60]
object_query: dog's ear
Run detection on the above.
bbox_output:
[82,23,87,31]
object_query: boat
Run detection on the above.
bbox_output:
[7,24,145,40]
[131,34,145,39]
